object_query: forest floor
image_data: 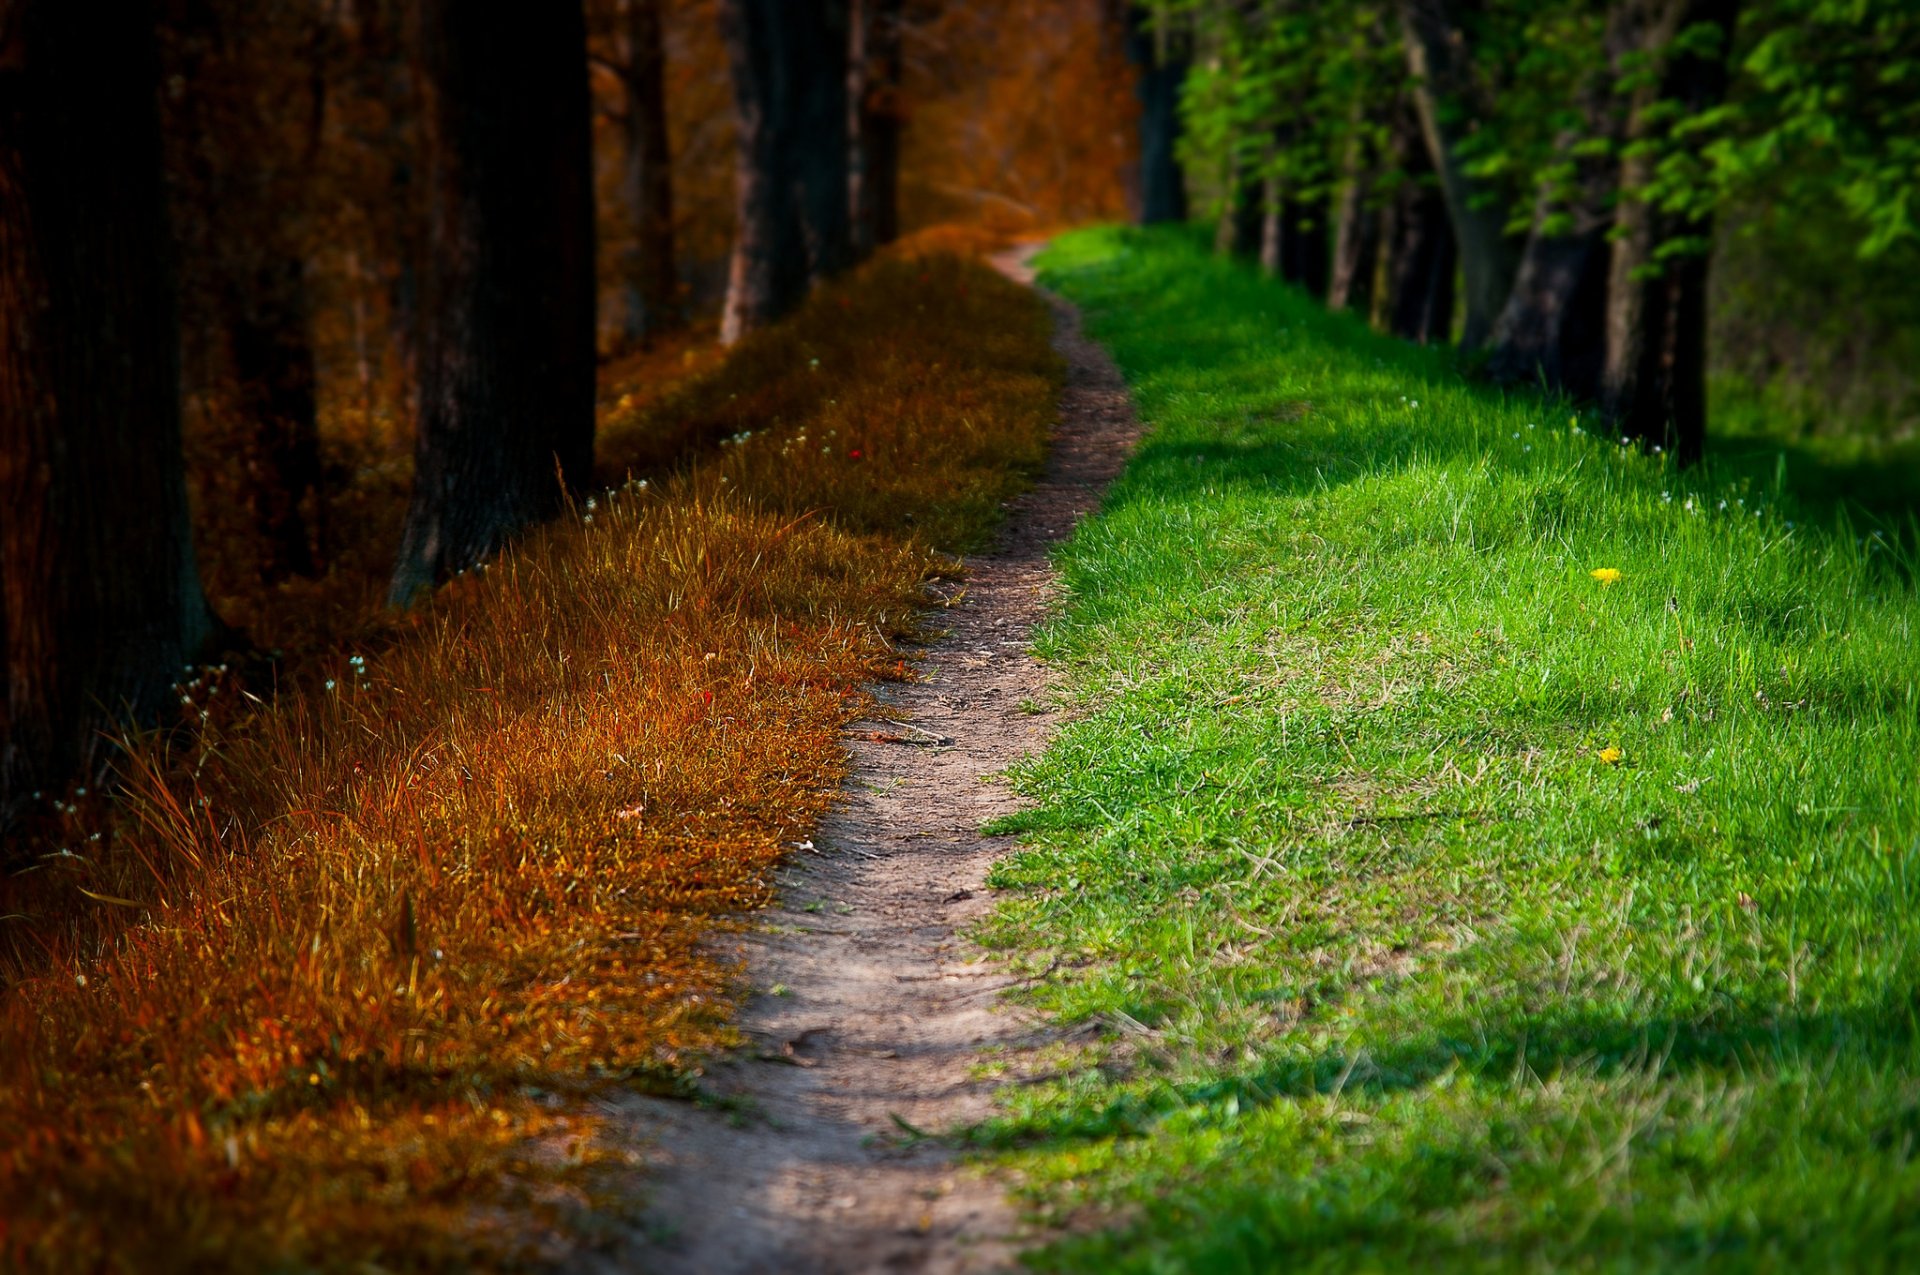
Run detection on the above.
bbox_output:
[583,250,1141,1274]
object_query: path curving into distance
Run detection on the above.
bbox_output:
[584,247,1141,1274]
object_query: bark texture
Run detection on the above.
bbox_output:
[391,0,597,605]
[1601,0,1740,466]
[718,0,852,343]
[1397,0,1516,348]
[1127,7,1189,224]
[0,0,215,820]
[849,0,903,258]
[618,0,681,346]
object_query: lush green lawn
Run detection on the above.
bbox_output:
[978,226,1920,1272]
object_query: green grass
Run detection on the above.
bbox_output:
[977,225,1920,1272]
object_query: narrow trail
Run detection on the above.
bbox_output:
[586,250,1139,1274]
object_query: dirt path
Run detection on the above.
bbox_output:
[581,250,1139,1274]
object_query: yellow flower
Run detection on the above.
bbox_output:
[1598,746,1624,765]
[1590,567,1622,585]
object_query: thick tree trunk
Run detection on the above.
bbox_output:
[1127,8,1188,225]
[619,0,680,347]
[391,0,597,606]
[1397,0,1516,349]
[1486,8,1633,399]
[1601,0,1739,466]
[0,0,215,820]
[849,0,903,258]
[1328,127,1381,313]
[1377,100,1456,344]
[719,0,851,343]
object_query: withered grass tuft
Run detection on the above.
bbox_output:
[0,254,1057,1270]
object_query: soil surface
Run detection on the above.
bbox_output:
[586,249,1140,1275]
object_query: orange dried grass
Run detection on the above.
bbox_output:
[0,254,1057,1271]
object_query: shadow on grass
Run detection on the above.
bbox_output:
[976,994,1920,1149]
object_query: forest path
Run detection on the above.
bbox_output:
[582,248,1139,1274]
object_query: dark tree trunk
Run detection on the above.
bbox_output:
[719,0,851,344]
[228,255,323,580]
[1601,0,1740,466]
[1486,7,1634,399]
[1281,193,1330,296]
[1377,100,1457,343]
[849,0,903,258]
[391,0,597,606]
[619,0,680,347]
[1397,0,1516,348]
[1215,158,1262,258]
[162,0,325,583]
[0,0,215,820]
[1328,126,1381,313]
[1126,7,1188,224]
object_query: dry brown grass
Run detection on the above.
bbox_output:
[0,253,1057,1271]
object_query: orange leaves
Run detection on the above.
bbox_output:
[0,256,1053,1269]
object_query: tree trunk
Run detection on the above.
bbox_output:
[1485,7,1634,399]
[1282,193,1330,297]
[1601,0,1740,466]
[391,0,597,606]
[1258,175,1283,274]
[1377,99,1457,344]
[162,0,325,583]
[0,0,216,820]
[619,0,680,347]
[849,0,903,258]
[1397,0,1516,348]
[1127,7,1188,225]
[1328,126,1381,313]
[719,0,851,344]
[228,255,323,580]
[1216,158,1262,258]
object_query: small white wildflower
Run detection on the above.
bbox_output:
[585,497,597,512]
[324,679,336,691]
[1718,500,1728,511]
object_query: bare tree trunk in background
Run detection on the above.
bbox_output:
[1328,122,1381,313]
[1397,0,1516,348]
[1602,0,1739,466]
[849,0,903,258]
[1486,7,1634,399]
[0,0,215,823]
[719,0,851,343]
[1377,98,1457,343]
[162,0,325,583]
[391,0,597,606]
[1126,6,1188,224]
[619,0,681,346]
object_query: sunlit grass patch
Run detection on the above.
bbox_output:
[0,254,1058,1270]
[981,226,1920,1272]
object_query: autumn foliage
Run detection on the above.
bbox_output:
[0,256,1057,1271]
